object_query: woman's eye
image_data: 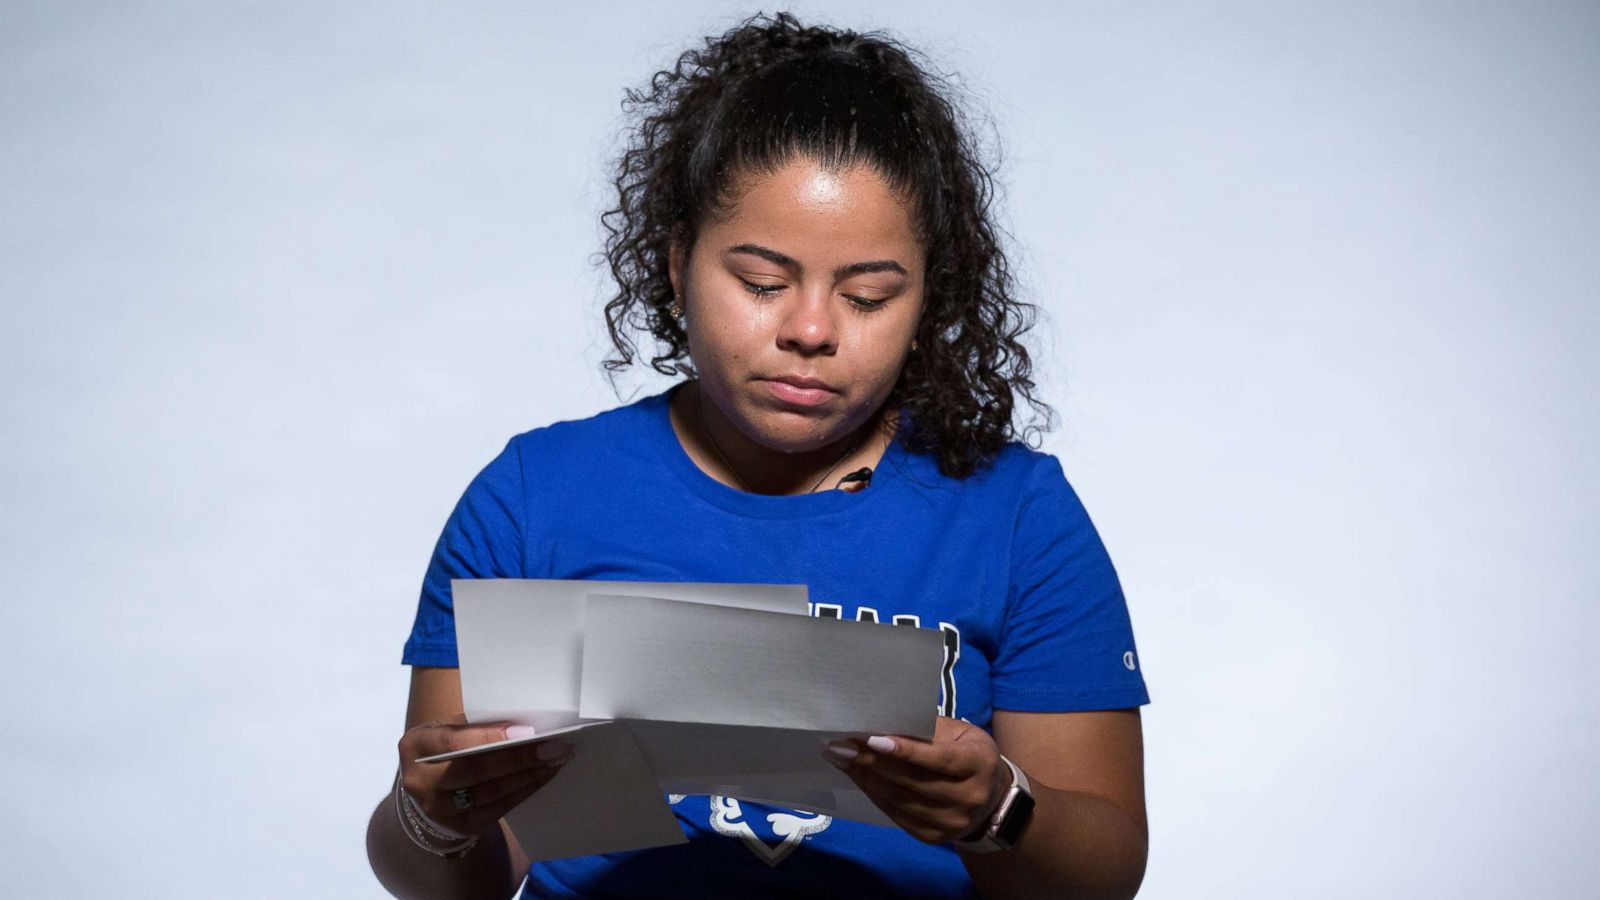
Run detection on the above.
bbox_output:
[739,280,888,312]
[741,280,784,297]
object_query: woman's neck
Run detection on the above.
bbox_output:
[670,381,894,496]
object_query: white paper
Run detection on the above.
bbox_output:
[495,720,687,861]
[446,578,943,853]
[578,593,944,737]
[413,721,603,765]
[412,720,897,836]
[453,579,808,732]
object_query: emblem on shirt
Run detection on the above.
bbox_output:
[709,795,833,866]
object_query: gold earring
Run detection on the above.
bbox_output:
[668,296,684,320]
[910,338,919,352]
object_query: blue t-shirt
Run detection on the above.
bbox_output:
[403,385,1150,898]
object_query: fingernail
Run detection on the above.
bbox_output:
[866,735,896,754]
[537,741,572,763]
[505,725,537,740]
[824,741,859,761]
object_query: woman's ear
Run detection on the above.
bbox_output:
[667,224,689,301]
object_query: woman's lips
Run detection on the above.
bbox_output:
[763,378,836,407]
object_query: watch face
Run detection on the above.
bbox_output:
[995,789,1036,847]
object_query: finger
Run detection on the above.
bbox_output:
[836,762,966,843]
[838,749,985,826]
[830,736,985,789]
[423,764,569,837]
[425,755,569,819]
[401,720,524,759]
[845,762,959,825]
[857,747,972,789]
[825,737,1000,827]
[859,733,987,779]
[826,741,963,806]
[432,739,574,790]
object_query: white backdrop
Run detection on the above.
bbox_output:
[2,1,1595,896]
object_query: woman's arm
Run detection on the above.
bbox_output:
[961,708,1147,900]
[830,707,1146,900]
[366,666,537,900]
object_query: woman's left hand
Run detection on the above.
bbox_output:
[824,716,1010,844]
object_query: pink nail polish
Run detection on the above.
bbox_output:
[505,725,538,740]
[824,742,859,760]
[866,735,896,754]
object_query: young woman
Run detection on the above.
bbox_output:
[367,12,1150,899]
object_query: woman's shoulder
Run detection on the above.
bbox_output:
[975,442,1086,520]
[989,439,1063,478]
[900,434,1065,494]
[885,435,1084,535]
[481,389,673,492]
[504,389,669,452]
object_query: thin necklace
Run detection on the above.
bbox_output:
[695,384,866,495]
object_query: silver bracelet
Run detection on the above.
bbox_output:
[393,770,479,859]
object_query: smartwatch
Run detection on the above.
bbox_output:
[953,754,1035,853]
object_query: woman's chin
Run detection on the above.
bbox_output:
[747,430,837,456]
[738,414,850,456]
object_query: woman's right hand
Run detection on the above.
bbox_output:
[396,717,574,838]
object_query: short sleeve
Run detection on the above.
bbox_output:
[990,455,1150,711]
[400,437,527,667]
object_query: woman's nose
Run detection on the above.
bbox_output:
[775,290,839,355]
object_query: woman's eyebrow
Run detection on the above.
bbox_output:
[726,242,908,280]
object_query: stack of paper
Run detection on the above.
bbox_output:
[414,579,945,861]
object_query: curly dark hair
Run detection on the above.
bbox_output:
[597,10,1052,478]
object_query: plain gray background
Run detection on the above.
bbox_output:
[2,1,1595,896]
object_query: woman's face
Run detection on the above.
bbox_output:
[669,158,925,455]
